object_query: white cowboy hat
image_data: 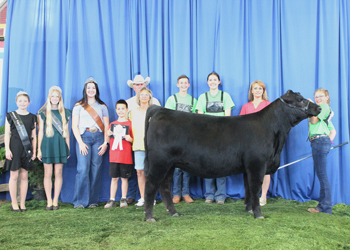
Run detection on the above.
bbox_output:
[127,75,151,88]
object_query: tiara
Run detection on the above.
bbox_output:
[49,86,62,93]
[16,91,28,97]
[85,77,97,84]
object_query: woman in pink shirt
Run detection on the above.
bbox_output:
[240,80,271,206]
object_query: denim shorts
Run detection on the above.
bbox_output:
[134,150,145,170]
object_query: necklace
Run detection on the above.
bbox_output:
[88,100,97,106]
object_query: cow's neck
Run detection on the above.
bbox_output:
[263,99,301,156]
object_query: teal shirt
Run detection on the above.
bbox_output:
[195,90,235,117]
[309,103,334,136]
[165,93,197,113]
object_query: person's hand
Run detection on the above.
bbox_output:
[31,151,36,161]
[107,129,113,136]
[37,150,42,161]
[79,141,89,155]
[124,135,132,142]
[98,143,108,156]
[5,149,12,161]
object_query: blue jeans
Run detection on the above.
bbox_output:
[173,168,191,197]
[204,177,226,201]
[127,151,138,200]
[73,131,104,208]
[311,136,332,214]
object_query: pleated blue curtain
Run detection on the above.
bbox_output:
[1,0,349,205]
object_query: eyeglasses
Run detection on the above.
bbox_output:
[315,95,325,99]
[140,94,150,97]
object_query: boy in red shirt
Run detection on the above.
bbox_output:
[104,100,134,208]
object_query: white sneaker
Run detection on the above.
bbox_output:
[154,200,156,205]
[260,197,267,206]
[135,198,145,207]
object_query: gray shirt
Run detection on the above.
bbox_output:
[72,102,109,134]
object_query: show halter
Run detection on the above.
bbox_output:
[279,97,310,114]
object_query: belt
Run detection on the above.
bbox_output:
[86,127,99,133]
[309,134,328,142]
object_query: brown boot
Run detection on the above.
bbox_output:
[183,195,194,203]
[173,196,181,204]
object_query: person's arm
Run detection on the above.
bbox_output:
[224,109,231,116]
[98,116,110,156]
[239,104,246,115]
[37,115,44,161]
[309,116,320,124]
[65,117,70,159]
[4,117,12,160]
[72,114,89,155]
[329,129,336,142]
[31,122,37,161]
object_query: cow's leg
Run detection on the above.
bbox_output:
[144,162,173,222]
[243,173,253,213]
[158,167,178,217]
[144,176,161,222]
[246,169,265,219]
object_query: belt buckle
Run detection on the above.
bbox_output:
[89,127,98,133]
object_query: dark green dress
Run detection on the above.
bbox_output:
[39,109,72,164]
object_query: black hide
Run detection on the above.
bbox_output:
[143,90,321,221]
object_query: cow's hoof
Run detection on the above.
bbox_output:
[255,216,264,219]
[146,218,156,223]
[172,213,179,217]
[247,210,253,214]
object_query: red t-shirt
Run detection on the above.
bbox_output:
[239,100,271,115]
[109,120,133,164]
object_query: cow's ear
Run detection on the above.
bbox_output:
[286,90,293,95]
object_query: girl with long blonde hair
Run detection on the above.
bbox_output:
[37,86,71,210]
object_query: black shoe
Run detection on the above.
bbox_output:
[53,205,59,211]
[126,198,135,204]
[11,206,21,212]
[46,206,53,211]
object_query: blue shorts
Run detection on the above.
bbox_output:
[134,150,145,170]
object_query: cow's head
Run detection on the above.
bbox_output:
[280,90,321,126]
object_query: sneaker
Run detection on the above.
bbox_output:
[216,200,225,205]
[120,198,128,208]
[154,200,156,205]
[104,200,116,209]
[76,205,84,209]
[205,199,214,204]
[135,198,145,207]
[259,197,267,206]
[88,204,98,209]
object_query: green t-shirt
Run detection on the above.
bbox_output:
[195,90,235,117]
[165,93,197,113]
[309,103,335,137]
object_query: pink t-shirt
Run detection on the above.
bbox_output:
[239,100,271,115]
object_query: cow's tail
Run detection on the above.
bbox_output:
[144,104,162,177]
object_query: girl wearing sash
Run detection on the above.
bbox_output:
[4,91,37,212]
[129,87,154,207]
[240,81,271,206]
[195,72,235,205]
[72,77,109,208]
[307,89,336,215]
[37,86,71,210]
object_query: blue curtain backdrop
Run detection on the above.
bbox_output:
[1,0,349,205]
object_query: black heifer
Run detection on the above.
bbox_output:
[143,90,321,222]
